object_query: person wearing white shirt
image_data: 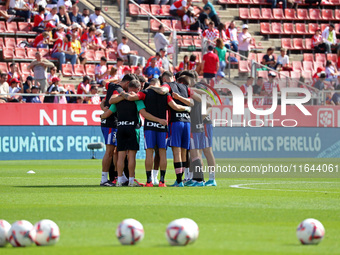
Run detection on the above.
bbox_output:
[81,8,90,26]
[118,36,146,67]
[154,25,170,53]
[57,0,72,10]
[45,7,60,26]
[237,24,253,60]
[277,48,290,70]
[89,7,114,47]
[8,0,32,22]
[322,24,337,54]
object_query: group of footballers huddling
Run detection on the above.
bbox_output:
[99,70,217,187]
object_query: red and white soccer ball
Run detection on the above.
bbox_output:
[166,219,196,246]
[296,218,325,245]
[0,220,11,247]
[180,218,199,244]
[34,219,60,246]
[7,220,36,247]
[116,219,144,245]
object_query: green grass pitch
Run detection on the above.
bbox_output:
[0,158,339,255]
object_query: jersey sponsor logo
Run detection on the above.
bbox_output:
[196,124,204,129]
[146,121,166,129]
[176,112,190,119]
[117,121,135,126]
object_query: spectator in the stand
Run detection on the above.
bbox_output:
[237,24,252,60]
[80,26,96,49]
[28,51,55,93]
[252,77,264,106]
[170,0,191,17]
[94,29,106,50]
[118,36,146,67]
[189,54,199,71]
[261,47,277,70]
[267,0,287,11]
[26,85,41,103]
[90,7,115,48]
[145,58,161,81]
[23,75,33,102]
[58,5,71,26]
[325,60,339,81]
[218,23,230,50]
[312,28,326,53]
[160,48,170,72]
[95,57,108,85]
[47,66,59,85]
[68,23,81,37]
[214,38,227,73]
[313,72,326,90]
[32,31,50,48]
[104,67,119,85]
[202,0,219,27]
[114,57,124,79]
[45,23,57,44]
[87,85,101,104]
[76,96,84,104]
[71,32,86,65]
[197,7,209,31]
[0,7,15,23]
[8,0,32,22]
[240,76,254,104]
[81,8,90,26]
[277,48,292,71]
[77,76,91,95]
[146,53,162,69]
[182,7,200,31]
[33,6,47,33]
[9,78,23,102]
[331,83,340,104]
[7,63,22,84]
[203,21,219,46]
[45,7,59,26]
[178,55,189,71]
[51,34,77,71]
[305,0,321,8]
[154,25,170,53]
[44,77,61,103]
[134,65,143,76]
[55,23,67,39]
[69,5,85,29]
[322,24,337,54]
[261,72,280,105]
[0,72,10,103]
[226,21,238,52]
[58,87,68,104]
[202,45,219,81]
[57,0,72,10]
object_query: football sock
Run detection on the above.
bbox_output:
[122,172,128,182]
[123,156,129,180]
[101,172,108,183]
[160,170,166,182]
[108,161,116,182]
[189,172,193,179]
[146,171,152,183]
[192,157,204,182]
[152,170,159,181]
[117,176,124,183]
[174,162,183,183]
[129,177,135,184]
[184,168,190,180]
[209,171,215,180]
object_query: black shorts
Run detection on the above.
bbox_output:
[79,56,85,62]
[116,126,140,151]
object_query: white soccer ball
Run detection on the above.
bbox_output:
[7,220,36,247]
[166,219,195,246]
[296,218,325,245]
[0,220,11,247]
[180,218,199,243]
[116,219,144,245]
[34,219,60,246]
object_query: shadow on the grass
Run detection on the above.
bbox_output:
[14,185,100,188]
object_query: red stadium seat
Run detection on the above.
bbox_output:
[296,23,307,34]
[293,38,304,50]
[327,54,337,63]
[303,53,314,62]
[290,71,301,79]
[303,61,314,72]
[6,22,18,33]
[4,38,16,48]
[85,50,95,61]
[258,70,269,80]
[20,63,31,75]
[272,23,283,34]
[257,53,265,63]
[308,23,319,34]
[297,9,309,20]
[129,4,140,16]
[322,9,334,20]
[285,9,296,20]
[3,48,14,59]
[260,22,271,34]
[305,38,312,50]
[140,4,151,16]
[292,61,302,72]
[64,84,76,92]
[15,47,26,59]
[250,8,261,19]
[301,70,312,79]
[0,62,8,73]
[161,5,170,16]
[17,22,34,34]
[106,50,117,61]
[193,39,202,47]
[85,64,96,77]
[248,53,257,61]
[261,8,273,19]
[150,19,161,31]
[61,64,74,77]
[73,64,86,76]
[315,53,326,64]
[0,21,7,33]
[239,8,250,19]
[238,61,250,73]
[335,9,340,20]
[172,20,184,31]
[150,4,161,15]
[38,48,50,58]
[279,71,290,79]
[241,0,252,3]
[281,38,292,49]
[161,19,172,31]
[283,23,295,34]
[320,23,328,32]
[313,61,325,72]
[95,50,105,61]
[309,9,321,20]
[273,9,285,19]
[0,38,3,48]
[27,48,38,59]
[182,39,193,47]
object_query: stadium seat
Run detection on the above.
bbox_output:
[150,19,161,31]
[85,50,95,61]
[335,9,340,20]
[0,38,3,48]
[257,70,269,79]
[302,61,314,72]
[248,52,257,61]
[129,4,140,16]
[4,38,16,48]
[261,8,273,19]
[239,8,250,19]
[315,53,326,64]
[305,38,312,50]
[238,60,250,73]
[61,64,74,77]
[285,9,296,20]
[194,39,202,47]
[15,47,26,59]
[301,70,312,79]
[283,23,295,34]
[0,21,7,33]
[303,53,314,62]
[260,22,271,34]
[27,48,38,59]
[85,64,96,77]
[279,71,290,79]
[273,9,285,19]
[250,8,261,19]
[292,61,303,72]
[6,22,18,33]
[106,50,117,61]
[140,4,151,16]
[182,38,193,47]
[172,20,184,31]
[272,23,283,34]
[161,5,170,16]
[257,53,265,63]
[293,38,304,50]
[309,9,321,20]
[161,19,172,31]
[290,71,301,79]
[95,50,105,61]
[241,0,252,4]
[0,62,8,73]
[313,61,325,72]
[308,23,319,34]
[320,24,328,32]
[3,48,15,59]
[150,5,161,16]
[38,48,50,58]
[321,9,334,20]
[326,54,337,63]
[20,63,31,75]
[281,38,292,49]
[297,9,309,20]
[296,23,307,34]
[73,64,86,76]
[18,22,35,34]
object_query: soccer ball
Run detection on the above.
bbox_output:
[180,218,199,243]
[7,220,36,247]
[296,218,325,245]
[0,220,11,247]
[34,219,60,246]
[166,219,195,246]
[116,219,144,245]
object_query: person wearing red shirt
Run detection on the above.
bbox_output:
[51,34,77,71]
[32,31,50,48]
[170,0,191,17]
[311,28,326,53]
[77,76,91,95]
[202,45,219,81]
[202,21,219,46]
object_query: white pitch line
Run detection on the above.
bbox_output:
[230,182,340,194]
